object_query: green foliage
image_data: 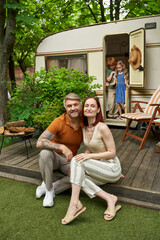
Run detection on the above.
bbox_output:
[8,66,101,130]
[123,0,160,18]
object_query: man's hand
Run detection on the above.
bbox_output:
[61,145,73,162]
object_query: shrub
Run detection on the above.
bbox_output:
[8,66,101,130]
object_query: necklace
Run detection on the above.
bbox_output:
[88,124,93,128]
[86,125,95,142]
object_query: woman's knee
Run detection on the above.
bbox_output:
[70,157,76,165]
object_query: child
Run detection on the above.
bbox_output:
[105,57,119,119]
[107,61,130,119]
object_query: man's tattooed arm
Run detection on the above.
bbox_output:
[36,130,61,151]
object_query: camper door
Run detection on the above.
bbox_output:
[129,28,145,88]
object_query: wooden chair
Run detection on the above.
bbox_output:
[122,87,160,150]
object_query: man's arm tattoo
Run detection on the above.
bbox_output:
[37,130,61,150]
[38,130,54,141]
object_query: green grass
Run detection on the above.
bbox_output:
[0,177,160,240]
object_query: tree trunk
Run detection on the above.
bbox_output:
[115,0,121,20]
[0,0,19,126]
[9,54,16,90]
[0,62,9,126]
[18,58,27,76]
[110,0,114,21]
[99,0,106,22]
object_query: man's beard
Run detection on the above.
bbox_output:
[68,110,80,119]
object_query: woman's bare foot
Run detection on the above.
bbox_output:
[107,194,118,211]
[120,174,125,178]
[104,194,121,220]
[62,201,86,225]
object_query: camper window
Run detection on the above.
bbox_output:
[46,54,87,75]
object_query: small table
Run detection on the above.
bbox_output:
[0,133,33,159]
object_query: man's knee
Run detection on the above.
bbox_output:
[39,149,53,164]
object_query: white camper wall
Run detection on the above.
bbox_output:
[35,56,45,71]
[145,46,160,90]
[88,52,103,89]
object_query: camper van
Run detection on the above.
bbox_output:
[35,15,160,126]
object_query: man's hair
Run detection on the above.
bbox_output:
[63,93,82,108]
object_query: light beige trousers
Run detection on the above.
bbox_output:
[108,89,118,118]
[70,156,121,198]
[39,150,71,193]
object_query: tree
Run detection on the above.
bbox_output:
[0,0,19,125]
[2,0,159,126]
[124,0,160,18]
[84,0,122,21]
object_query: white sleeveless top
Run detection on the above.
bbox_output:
[83,122,106,153]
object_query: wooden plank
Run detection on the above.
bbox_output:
[120,131,152,186]
[142,145,159,190]
[0,163,42,179]
[118,196,160,211]
[29,162,40,171]
[22,158,39,168]
[120,148,147,187]
[131,140,156,188]
[103,184,160,205]
[2,146,39,165]
[116,129,139,159]
[152,156,160,192]
[0,144,35,163]
[0,171,41,185]
[16,154,39,167]
[0,137,37,152]
[111,128,124,143]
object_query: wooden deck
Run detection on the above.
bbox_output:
[0,128,160,209]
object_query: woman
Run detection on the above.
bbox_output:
[62,97,122,225]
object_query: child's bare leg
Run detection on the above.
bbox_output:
[120,103,125,113]
[117,103,122,116]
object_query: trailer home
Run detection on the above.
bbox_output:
[35,15,160,126]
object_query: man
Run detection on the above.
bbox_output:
[36,93,83,207]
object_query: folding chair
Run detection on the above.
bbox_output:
[122,87,160,150]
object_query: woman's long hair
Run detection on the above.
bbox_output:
[115,61,128,84]
[81,97,104,128]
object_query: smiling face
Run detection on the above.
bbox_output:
[110,64,116,70]
[116,64,123,73]
[83,98,100,119]
[65,99,82,119]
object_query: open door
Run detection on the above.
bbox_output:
[129,28,145,88]
[104,34,129,125]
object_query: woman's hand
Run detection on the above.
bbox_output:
[74,153,91,163]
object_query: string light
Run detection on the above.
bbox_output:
[86,0,89,5]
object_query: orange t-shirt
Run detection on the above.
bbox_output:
[47,113,83,156]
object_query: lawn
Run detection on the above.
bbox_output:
[0,177,160,240]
